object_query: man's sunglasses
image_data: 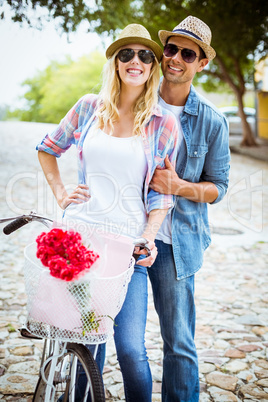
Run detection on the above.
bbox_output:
[163,43,198,63]
[117,48,155,64]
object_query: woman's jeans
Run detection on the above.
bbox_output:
[83,263,152,402]
[148,240,199,402]
[114,263,152,401]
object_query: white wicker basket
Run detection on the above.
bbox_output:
[24,241,135,344]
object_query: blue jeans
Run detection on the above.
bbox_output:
[148,240,199,402]
[114,263,152,402]
[80,263,151,402]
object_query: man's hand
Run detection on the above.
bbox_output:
[150,155,179,195]
[150,155,219,203]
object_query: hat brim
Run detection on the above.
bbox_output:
[158,30,216,61]
[106,37,163,63]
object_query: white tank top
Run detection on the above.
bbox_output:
[64,128,148,238]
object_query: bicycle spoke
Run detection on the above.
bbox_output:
[33,342,105,401]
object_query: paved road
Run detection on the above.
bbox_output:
[0,121,268,401]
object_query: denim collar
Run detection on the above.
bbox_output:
[158,79,199,116]
[183,85,199,116]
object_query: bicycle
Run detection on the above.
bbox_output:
[1,212,151,402]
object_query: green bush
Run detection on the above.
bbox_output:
[7,52,106,123]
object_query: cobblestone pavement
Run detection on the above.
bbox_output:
[0,121,268,401]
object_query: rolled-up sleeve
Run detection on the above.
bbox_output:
[201,115,231,204]
[36,95,94,157]
[147,189,174,212]
[147,112,179,212]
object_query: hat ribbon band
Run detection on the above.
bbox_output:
[172,29,203,42]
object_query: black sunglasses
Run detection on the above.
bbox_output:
[163,43,198,63]
[117,48,155,64]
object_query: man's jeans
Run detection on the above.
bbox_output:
[148,240,199,402]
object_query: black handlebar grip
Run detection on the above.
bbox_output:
[3,218,29,235]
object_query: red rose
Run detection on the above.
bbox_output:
[36,228,99,281]
[60,264,80,281]
[36,245,56,267]
[48,256,68,278]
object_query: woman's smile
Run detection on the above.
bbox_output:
[126,68,143,76]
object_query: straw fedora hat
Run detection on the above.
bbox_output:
[106,23,163,62]
[158,16,216,61]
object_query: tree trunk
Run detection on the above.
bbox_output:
[215,55,258,147]
[236,91,258,147]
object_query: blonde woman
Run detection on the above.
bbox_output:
[37,24,178,401]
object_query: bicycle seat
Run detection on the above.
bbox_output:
[19,326,43,340]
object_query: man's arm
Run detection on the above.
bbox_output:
[150,155,219,203]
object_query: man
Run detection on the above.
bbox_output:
[149,16,230,401]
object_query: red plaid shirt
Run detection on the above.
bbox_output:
[37,94,179,213]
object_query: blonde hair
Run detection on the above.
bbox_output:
[95,51,160,136]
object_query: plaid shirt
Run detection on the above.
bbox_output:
[37,94,179,213]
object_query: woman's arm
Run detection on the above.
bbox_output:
[142,208,168,242]
[136,208,168,267]
[137,113,178,267]
[38,151,90,209]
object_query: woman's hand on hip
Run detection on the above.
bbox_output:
[61,184,90,209]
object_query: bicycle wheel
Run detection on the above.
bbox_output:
[33,342,105,402]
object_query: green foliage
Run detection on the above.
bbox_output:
[3,0,268,90]
[134,0,267,89]
[1,0,136,34]
[3,0,268,142]
[7,323,16,333]
[7,52,105,123]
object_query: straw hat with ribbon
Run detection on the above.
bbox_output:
[158,16,216,61]
[106,24,163,62]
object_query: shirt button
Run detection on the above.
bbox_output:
[194,151,198,155]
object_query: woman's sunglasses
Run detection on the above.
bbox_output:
[117,49,155,64]
[163,43,198,63]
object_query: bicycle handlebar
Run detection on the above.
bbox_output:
[3,217,30,235]
[0,213,151,258]
[0,213,53,235]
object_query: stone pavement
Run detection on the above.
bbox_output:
[0,121,268,401]
[229,136,268,163]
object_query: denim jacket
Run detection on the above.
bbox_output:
[171,85,230,279]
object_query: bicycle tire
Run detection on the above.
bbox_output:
[33,342,105,402]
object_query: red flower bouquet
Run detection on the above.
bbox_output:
[34,228,104,335]
[36,228,99,281]
[26,226,133,338]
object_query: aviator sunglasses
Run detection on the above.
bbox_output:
[164,43,198,63]
[117,48,155,64]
